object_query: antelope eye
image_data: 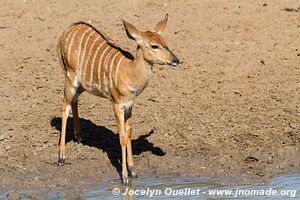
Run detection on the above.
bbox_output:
[151,45,159,49]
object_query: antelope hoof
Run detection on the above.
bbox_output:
[122,176,130,185]
[128,167,138,178]
[58,155,65,166]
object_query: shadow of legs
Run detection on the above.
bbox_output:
[50,117,166,177]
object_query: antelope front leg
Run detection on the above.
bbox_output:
[113,103,129,185]
[124,107,137,178]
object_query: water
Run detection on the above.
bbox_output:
[1,173,299,199]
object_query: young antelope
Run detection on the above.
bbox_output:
[57,14,179,184]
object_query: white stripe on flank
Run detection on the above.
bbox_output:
[90,40,106,87]
[67,25,85,63]
[109,51,120,89]
[80,30,95,83]
[87,35,102,87]
[64,25,79,50]
[77,28,93,78]
[97,45,110,93]
[103,48,116,95]
[114,55,125,86]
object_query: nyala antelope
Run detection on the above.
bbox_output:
[57,14,179,184]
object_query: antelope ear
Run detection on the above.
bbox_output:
[122,19,144,46]
[153,14,169,34]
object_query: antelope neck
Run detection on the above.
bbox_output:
[134,47,153,71]
[126,47,153,95]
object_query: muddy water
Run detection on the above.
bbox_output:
[1,173,299,199]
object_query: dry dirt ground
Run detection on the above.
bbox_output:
[0,0,299,190]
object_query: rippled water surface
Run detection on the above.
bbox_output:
[1,173,299,199]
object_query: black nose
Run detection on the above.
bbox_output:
[171,56,179,66]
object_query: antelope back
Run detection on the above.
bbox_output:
[58,22,131,98]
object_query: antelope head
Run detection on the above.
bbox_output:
[123,14,180,67]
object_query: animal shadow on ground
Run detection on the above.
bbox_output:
[50,117,166,177]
